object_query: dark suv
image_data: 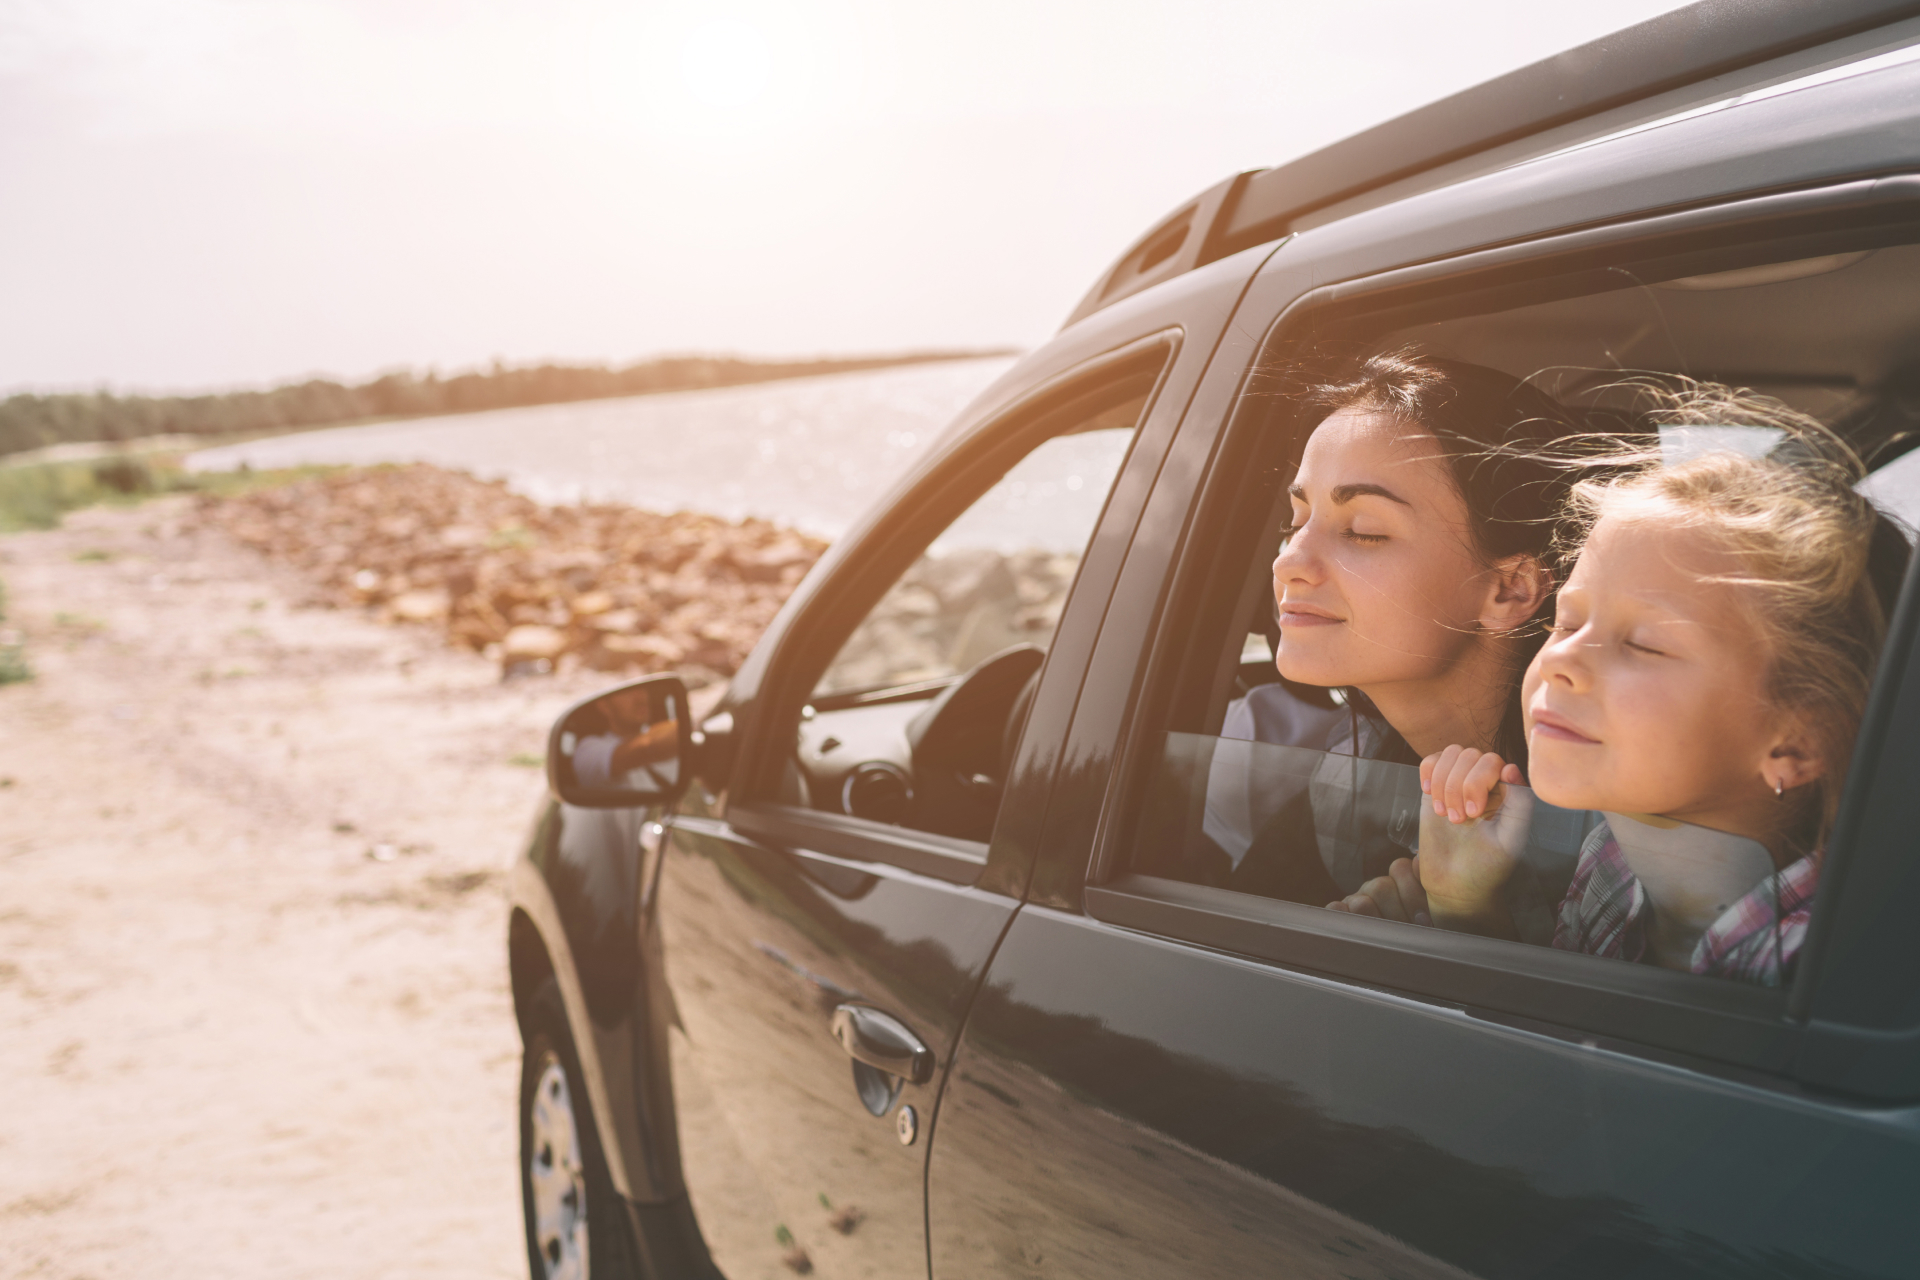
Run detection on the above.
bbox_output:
[508,4,1920,1277]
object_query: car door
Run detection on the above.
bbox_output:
[928,174,1920,1276]
[649,249,1278,1278]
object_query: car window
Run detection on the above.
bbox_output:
[817,408,1139,697]
[1126,245,1916,993]
[780,376,1153,846]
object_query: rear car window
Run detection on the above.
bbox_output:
[1128,244,1917,991]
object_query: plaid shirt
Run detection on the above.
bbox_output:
[1552,819,1821,987]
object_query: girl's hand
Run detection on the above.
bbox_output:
[1328,857,1429,925]
[1415,746,1532,939]
[1420,744,1524,822]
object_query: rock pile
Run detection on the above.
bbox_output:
[196,464,827,680]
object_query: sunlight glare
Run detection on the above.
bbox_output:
[679,16,774,111]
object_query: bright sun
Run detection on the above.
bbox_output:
[677,16,774,113]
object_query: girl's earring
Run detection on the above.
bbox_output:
[1772,778,1785,798]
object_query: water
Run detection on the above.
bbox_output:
[186,357,1019,538]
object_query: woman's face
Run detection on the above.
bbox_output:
[1273,406,1496,693]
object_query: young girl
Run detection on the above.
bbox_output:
[1331,387,1908,985]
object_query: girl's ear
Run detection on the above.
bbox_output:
[1762,716,1828,795]
[1479,554,1551,634]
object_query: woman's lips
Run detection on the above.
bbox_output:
[1278,603,1342,628]
[1530,708,1599,745]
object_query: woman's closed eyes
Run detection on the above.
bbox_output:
[1279,520,1390,545]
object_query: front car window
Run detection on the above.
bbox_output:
[782,374,1154,844]
[817,404,1139,697]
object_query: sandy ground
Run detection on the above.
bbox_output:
[0,497,622,1279]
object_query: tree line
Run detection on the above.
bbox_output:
[0,350,1007,458]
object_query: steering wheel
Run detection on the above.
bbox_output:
[904,643,1045,841]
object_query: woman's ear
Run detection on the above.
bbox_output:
[1478,554,1551,634]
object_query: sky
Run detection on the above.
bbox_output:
[0,0,1687,395]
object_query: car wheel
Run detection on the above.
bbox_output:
[520,978,635,1280]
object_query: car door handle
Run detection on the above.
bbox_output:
[830,1004,934,1084]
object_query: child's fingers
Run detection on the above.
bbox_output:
[1438,748,1489,823]
[1461,751,1509,818]
[1330,891,1381,918]
[1501,763,1525,786]
[1428,744,1467,814]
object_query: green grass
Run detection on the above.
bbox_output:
[186,462,347,499]
[0,641,30,685]
[0,453,343,532]
[0,577,27,685]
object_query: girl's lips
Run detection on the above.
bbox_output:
[1530,708,1599,745]
[1278,603,1342,628]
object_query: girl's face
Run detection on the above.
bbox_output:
[1273,407,1498,693]
[1523,515,1808,836]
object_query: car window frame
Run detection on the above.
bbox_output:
[1081,175,1920,1091]
[724,334,1182,885]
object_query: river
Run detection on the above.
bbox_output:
[186,356,1019,538]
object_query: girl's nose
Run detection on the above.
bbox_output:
[1536,627,1590,689]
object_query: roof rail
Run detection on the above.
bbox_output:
[1064,0,1920,328]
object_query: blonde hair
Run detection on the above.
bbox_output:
[1556,383,1898,847]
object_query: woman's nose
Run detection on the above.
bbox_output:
[1272,528,1321,587]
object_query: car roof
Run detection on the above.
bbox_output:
[1065,0,1920,328]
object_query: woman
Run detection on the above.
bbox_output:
[1234,349,1571,759]
[1208,349,1574,903]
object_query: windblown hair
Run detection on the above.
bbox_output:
[1303,348,1576,567]
[1556,382,1910,848]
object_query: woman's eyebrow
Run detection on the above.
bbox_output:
[1329,482,1412,507]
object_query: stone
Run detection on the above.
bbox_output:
[388,590,450,622]
[502,624,568,661]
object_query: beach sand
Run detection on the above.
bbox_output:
[0,497,615,1278]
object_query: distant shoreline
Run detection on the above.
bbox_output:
[0,348,1016,461]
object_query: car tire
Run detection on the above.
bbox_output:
[520,978,637,1280]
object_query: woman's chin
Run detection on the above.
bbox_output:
[1274,658,1342,689]
[1274,641,1348,688]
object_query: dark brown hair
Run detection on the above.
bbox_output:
[1301,348,1577,762]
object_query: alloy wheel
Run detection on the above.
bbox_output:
[527,1053,591,1280]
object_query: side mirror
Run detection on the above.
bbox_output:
[548,675,692,808]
